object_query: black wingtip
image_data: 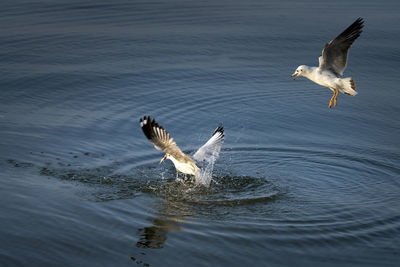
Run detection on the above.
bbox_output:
[334,17,364,47]
[351,17,364,32]
[139,115,167,142]
[355,17,364,29]
[213,124,224,138]
[139,115,151,124]
[139,115,154,140]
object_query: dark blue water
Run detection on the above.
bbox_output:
[1,0,400,266]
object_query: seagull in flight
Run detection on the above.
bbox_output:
[139,116,224,185]
[291,18,364,108]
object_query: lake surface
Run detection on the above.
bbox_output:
[1,0,400,266]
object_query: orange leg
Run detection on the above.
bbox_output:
[328,88,335,108]
[333,88,339,107]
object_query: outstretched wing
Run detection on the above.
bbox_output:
[139,116,188,161]
[319,17,364,76]
[193,125,224,164]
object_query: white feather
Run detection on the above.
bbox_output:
[193,129,224,164]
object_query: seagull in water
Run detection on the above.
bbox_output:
[139,116,224,186]
[291,18,364,108]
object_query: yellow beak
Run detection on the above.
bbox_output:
[291,72,299,80]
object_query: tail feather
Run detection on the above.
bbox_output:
[342,78,358,96]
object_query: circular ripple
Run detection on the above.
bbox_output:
[10,141,400,251]
[36,158,279,207]
[215,145,400,249]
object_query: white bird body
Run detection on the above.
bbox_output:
[167,155,199,176]
[292,18,364,108]
[298,65,357,96]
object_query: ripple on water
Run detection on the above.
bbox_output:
[216,145,400,249]
[6,141,400,253]
[6,154,279,207]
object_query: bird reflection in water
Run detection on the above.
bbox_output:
[136,217,181,249]
[136,199,192,249]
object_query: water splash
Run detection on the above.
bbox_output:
[194,152,218,186]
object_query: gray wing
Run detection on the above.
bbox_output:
[319,17,364,76]
[140,116,189,161]
[193,125,224,164]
